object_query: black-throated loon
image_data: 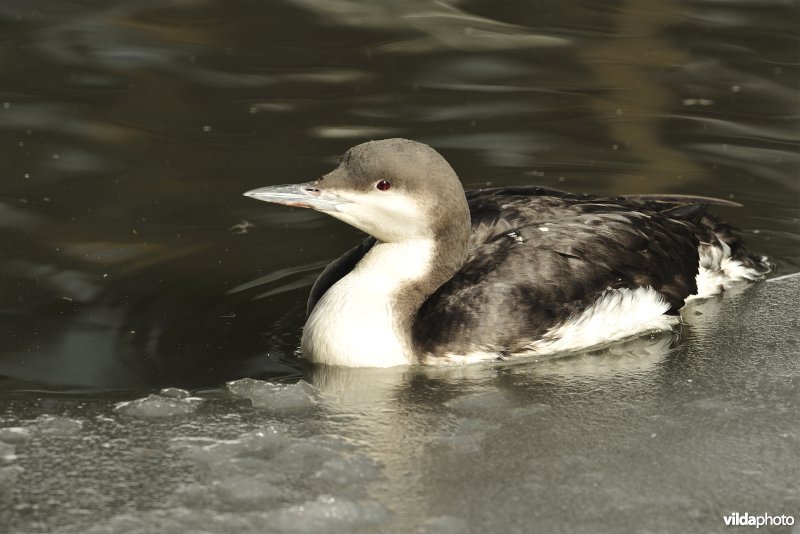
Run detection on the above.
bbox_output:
[244,138,769,367]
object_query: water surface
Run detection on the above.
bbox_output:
[1,0,797,389]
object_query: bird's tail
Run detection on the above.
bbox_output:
[624,193,770,298]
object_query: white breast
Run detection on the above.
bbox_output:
[301,239,435,367]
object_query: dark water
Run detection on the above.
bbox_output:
[1,0,798,389]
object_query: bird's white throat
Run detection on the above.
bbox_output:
[301,239,436,367]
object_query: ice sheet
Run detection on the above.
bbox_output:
[1,275,798,533]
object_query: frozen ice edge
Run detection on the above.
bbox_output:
[114,388,204,418]
[226,378,322,410]
[155,424,388,533]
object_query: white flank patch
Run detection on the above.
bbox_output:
[302,239,434,367]
[531,287,676,352]
[441,287,677,365]
[441,350,506,365]
[689,238,768,301]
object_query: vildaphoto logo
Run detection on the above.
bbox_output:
[723,512,795,528]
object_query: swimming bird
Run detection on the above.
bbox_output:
[244,139,769,367]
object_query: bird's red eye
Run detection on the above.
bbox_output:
[376,180,391,191]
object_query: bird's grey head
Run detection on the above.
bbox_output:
[245,139,470,244]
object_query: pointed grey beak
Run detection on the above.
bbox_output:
[243,182,349,212]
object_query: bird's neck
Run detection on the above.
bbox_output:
[302,229,468,367]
